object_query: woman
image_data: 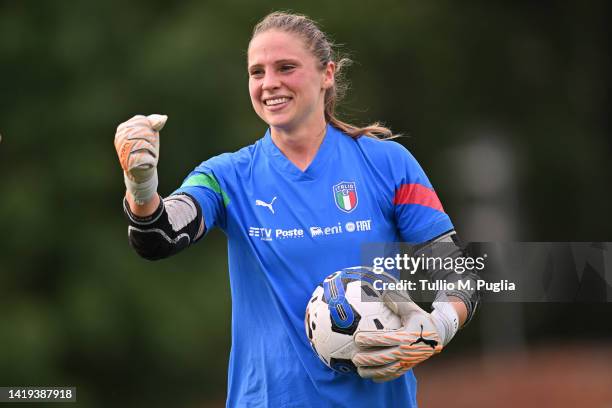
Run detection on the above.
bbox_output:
[114,11,477,408]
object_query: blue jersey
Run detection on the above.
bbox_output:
[174,124,453,408]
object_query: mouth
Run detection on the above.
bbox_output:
[262,96,292,110]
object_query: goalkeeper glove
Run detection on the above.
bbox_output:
[114,114,167,205]
[352,291,459,382]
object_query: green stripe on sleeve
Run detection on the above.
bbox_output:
[182,173,230,206]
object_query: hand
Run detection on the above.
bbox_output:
[114,114,167,181]
[114,114,167,204]
[352,291,451,382]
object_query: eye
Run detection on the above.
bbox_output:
[249,69,264,78]
[280,64,296,73]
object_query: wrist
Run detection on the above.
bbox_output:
[430,300,459,346]
[124,170,158,205]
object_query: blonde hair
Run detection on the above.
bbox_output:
[251,11,397,139]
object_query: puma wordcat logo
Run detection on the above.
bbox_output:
[255,197,277,214]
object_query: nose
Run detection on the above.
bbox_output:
[262,71,281,91]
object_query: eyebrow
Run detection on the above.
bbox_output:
[248,59,300,71]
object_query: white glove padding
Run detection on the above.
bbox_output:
[352,291,454,382]
[114,114,167,205]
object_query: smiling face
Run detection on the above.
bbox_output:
[248,30,334,133]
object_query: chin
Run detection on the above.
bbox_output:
[262,114,295,130]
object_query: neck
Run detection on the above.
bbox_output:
[270,120,328,171]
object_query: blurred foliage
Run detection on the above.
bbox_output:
[0,1,610,407]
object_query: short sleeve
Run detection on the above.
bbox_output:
[172,159,230,234]
[391,145,453,244]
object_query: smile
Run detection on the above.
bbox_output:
[263,97,292,107]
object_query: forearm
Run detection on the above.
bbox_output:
[448,296,468,327]
[125,190,160,217]
[123,193,205,260]
[415,230,480,325]
[403,230,479,345]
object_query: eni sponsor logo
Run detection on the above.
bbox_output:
[309,226,324,237]
[310,222,343,237]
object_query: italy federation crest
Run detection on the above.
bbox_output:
[333,181,358,213]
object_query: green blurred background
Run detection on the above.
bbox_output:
[1,1,610,407]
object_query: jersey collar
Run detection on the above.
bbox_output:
[262,124,339,181]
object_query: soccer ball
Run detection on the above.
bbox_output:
[304,266,401,374]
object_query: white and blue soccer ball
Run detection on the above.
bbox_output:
[304,267,401,374]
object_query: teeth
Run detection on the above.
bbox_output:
[265,97,289,106]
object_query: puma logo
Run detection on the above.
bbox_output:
[409,324,439,349]
[255,197,277,214]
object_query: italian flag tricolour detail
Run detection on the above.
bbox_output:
[333,181,358,213]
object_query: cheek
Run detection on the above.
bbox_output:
[280,70,307,94]
[248,82,261,106]
[292,75,308,92]
[297,72,323,98]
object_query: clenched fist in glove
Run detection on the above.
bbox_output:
[352,291,460,382]
[114,114,167,205]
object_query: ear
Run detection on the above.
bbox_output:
[322,61,336,90]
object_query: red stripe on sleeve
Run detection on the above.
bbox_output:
[393,184,445,212]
